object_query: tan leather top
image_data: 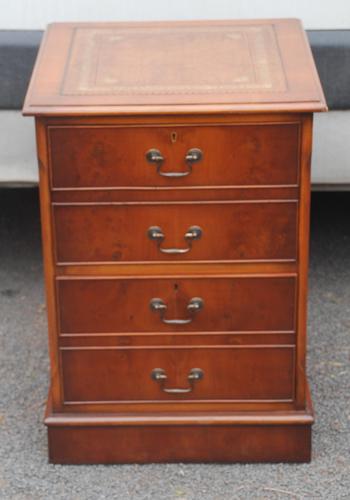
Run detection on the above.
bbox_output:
[23,19,327,116]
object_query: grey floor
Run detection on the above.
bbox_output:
[0,189,349,500]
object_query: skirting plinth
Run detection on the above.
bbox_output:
[45,389,314,464]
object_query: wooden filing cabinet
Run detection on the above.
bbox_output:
[23,19,326,463]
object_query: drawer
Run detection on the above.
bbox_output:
[53,201,297,264]
[48,123,300,188]
[61,346,295,403]
[57,276,296,334]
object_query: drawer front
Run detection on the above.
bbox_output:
[53,201,297,263]
[49,123,299,188]
[57,276,296,334]
[61,346,295,402]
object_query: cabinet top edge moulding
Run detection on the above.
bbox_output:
[22,18,327,116]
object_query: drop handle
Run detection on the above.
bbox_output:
[150,297,204,325]
[145,149,164,163]
[147,225,202,254]
[145,148,203,177]
[185,148,202,163]
[151,368,204,393]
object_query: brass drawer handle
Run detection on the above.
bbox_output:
[150,297,204,325]
[147,225,202,254]
[145,148,203,177]
[151,367,204,393]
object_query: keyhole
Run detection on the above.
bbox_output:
[171,131,177,143]
[174,283,179,292]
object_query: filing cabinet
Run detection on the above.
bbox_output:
[23,18,326,463]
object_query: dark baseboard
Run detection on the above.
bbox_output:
[0,28,349,110]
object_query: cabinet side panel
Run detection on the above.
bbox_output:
[35,117,62,410]
[295,113,313,408]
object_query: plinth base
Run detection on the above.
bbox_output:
[45,390,314,464]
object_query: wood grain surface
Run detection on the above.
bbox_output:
[48,123,300,188]
[53,201,298,264]
[56,275,296,334]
